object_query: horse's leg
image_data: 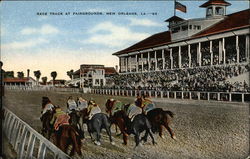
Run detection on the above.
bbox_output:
[78,117,85,139]
[70,128,82,156]
[134,131,140,147]
[94,130,101,146]
[159,125,164,138]
[164,122,176,139]
[116,119,128,145]
[141,131,148,143]
[105,125,115,145]
[148,129,156,145]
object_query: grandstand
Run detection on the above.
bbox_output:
[109,0,250,93]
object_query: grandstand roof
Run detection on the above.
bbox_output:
[113,9,250,56]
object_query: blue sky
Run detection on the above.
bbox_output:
[1,0,249,80]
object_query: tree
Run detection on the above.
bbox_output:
[17,72,24,78]
[41,76,47,85]
[4,71,14,78]
[34,70,41,84]
[67,69,74,80]
[51,71,57,85]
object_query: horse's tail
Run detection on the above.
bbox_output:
[164,110,175,118]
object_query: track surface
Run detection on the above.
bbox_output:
[3,90,249,159]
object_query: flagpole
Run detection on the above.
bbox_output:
[174,0,176,16]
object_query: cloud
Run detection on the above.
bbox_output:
[21,24,59,35]
[129,18,162,27]
[2,38,48,50]
[83,21,150,47]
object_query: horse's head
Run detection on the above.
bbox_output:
[79,108,89,122]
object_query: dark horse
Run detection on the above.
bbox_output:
[106,99,156,147]
[135,97,176,139]
[78,107,114,146]
[68,109,85,139]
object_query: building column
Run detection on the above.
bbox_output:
[210,40,213,66]
[178,46,182,68]
[219,39,223,64]
[148,52,150,71]
[125,57,128,72]
[170,48,173,69]
[188,44,191,68]
[162,49,165,70]
[246,35,249,62]
[129,56,132,72]
[141,53,144,71]
[136,54,138,72]
[154,51,157,71]
[222,37,226,64]
[197,42,201,66]
[236,35,240,64]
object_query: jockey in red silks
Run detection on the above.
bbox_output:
[50,106,70,131]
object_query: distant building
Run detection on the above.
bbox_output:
[67,64,117,88]
[3,77,36,86]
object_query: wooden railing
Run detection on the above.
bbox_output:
[4,85,80,92]
[91,89,250,103]
[3,108,71,159]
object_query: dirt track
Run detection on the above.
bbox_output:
[3,90,250,159]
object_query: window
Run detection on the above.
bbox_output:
[181,25,188,31]
[189,25,192,30]
[215,7,224,15]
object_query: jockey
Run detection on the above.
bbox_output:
[141,95,155,114]
[110,99,123,116]
[41,97,55,115]
[50,106,70,131]
[126,104,142,121]
[87,101,101,120]
[77,97,88,111]
[67,96,77,113]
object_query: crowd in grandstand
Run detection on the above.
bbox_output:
[100,64,250,93]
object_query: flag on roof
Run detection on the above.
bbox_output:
[175,1,187,13]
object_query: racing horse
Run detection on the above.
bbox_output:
[77,101,114,145]
[68,109,85,139]
[106,99,156,147]
[135,96,176,139]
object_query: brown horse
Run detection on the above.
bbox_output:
[135,97,176,139]
[106,99,129,145]
[54,125,82,156]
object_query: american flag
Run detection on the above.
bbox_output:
[175,1,187,13]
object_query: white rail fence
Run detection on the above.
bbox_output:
[4,85,80,92]
[91,89,250,103]
[3,108,71,159]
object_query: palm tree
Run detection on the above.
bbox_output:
[34,70,41,84]
[51,71,57,85]
[17,72,24,78]
[41,76,47,85]
[4,71,14,78]
[67,69,74,80]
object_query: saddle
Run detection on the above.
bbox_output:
[143,103,155,115]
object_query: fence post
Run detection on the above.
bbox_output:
[174,92,176,99]
[229,93,232,102]
[197,92,200,100]
[242,93,245,103]
[217,93,220,101]
[160,91,163,98]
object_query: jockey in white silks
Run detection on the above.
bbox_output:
[87,101,101,120]
[67,96,77,113]
[126,104,142,122]
[77,97,88,111]
[42,103,55,115]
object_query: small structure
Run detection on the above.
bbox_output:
[47,79,66,87]
[3,77,36,86]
